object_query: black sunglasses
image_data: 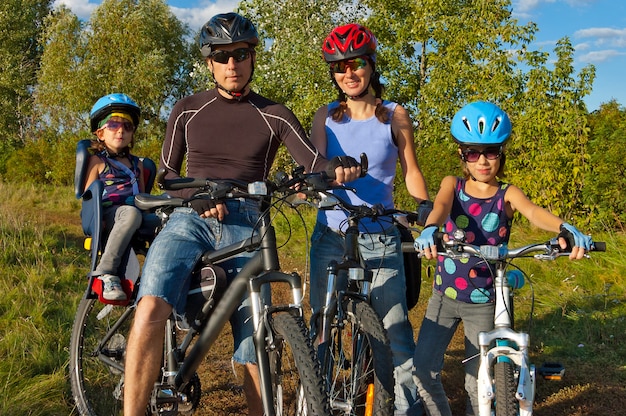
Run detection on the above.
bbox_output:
[209,48,253,64]
[461,146,502,162]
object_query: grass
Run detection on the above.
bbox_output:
[1,181,625,415]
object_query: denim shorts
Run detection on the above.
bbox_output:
[138,199,262,364]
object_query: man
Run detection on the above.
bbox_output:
[123,12,360,415]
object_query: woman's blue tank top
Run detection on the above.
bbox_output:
[317,100,398,233]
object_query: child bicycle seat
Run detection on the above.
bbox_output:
[74,139,157,304]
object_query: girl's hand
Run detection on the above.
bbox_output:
[558,223,593,260]
[414,225,438,259]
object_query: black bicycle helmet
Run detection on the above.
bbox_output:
[89,93,140,133]
[199,12,259,57]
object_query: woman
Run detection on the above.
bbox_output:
[309,23,430,416]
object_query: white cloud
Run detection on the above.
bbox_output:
[53,0,98,20]
[171,0,239,30]
[575,27,626,48]
[53,0,240,30]
[578,49,626,64]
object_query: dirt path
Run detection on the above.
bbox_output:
[189,288,626,415]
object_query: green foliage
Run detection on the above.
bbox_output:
[33,0,192,136]
[0,0,620,230]
[583,101,626,230]
[0,182,625,413]
[0,0,53,144]
[508,38,594,224]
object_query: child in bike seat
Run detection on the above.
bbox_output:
[412,101,593,416]
[83,93,157,302]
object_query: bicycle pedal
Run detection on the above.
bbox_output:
[538,362,565,380]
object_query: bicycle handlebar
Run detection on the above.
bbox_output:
[401,230,606,260]
[136,154,368,212]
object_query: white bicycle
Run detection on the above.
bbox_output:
[413,229,605,416]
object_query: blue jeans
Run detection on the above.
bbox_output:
[412,290,494,416]
[137,199,262,364]
[310,223,421,416]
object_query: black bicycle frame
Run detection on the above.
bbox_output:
[171,203,304,416]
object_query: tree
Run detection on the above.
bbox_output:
[508,38,594,223]
[0,0,52,174]
[33,0,193,140]
[584,100,626,230]
[20,0,194,184]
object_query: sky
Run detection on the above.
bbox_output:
[53,0,626,112]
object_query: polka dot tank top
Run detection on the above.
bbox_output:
[434,178,512,304]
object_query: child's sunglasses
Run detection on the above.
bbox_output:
[103,120,135,132]
[461,146,502,162]
[330,57,368,74]
[209,48,253,64]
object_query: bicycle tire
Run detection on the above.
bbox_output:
[69,297,134,416]
[494,360,518,416]
[269,312,330,415]
[321,298,394,416]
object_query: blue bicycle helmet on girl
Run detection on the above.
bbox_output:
[89,93,140,133]
[450,101,512,146]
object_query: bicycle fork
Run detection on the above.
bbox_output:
[251,269,305,416]
[476,270,535,416]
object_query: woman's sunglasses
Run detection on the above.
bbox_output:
[103,121,135,132]
[330,57,368,74]
[461,146,502,163]
[209,48,253,64]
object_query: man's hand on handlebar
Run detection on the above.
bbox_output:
[190,198,229,221]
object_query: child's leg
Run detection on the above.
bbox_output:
[95,205,142,276]
[413,291,461,416]
[459,301,494,416]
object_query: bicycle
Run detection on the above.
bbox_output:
[69,168,333,416]
[299,180,426,416]
[405,230,605,416]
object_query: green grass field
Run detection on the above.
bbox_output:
[1,181,624,415]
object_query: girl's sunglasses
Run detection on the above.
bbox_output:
[103,121,135,132]
[330,57,368,74]
[461,146,502,162]
[209,48,253,64]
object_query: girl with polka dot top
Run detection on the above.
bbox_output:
[411,101,592,416]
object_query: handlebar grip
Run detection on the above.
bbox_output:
[359,153,368,177]
[401,242,416,253]
[433,231,446,252]
[592,241,606,252]
[156,168,212,191]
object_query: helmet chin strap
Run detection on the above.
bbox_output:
[212,66,255,102]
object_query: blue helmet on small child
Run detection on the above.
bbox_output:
[451,101,512,146]
[89,93,140,133]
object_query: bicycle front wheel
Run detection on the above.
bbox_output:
[321,298,394,416]
[494,360,518,416]
[268,312,329,415]
[69,297,134,416]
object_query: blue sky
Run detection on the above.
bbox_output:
[54,0,626,111]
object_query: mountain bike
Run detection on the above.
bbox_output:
[69,168,333,416]
[301,183,426,416]
[406,230,605,416]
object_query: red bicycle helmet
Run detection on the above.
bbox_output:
[322,23,377,63]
